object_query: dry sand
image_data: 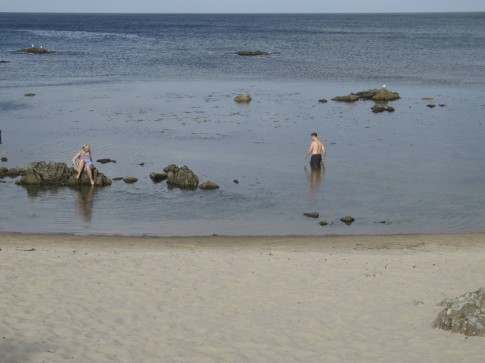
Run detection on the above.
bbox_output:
[1,232,484,362]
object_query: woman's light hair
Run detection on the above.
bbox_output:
[82,144,90,152]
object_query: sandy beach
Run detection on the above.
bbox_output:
[1,232,484,362]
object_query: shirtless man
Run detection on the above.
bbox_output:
[304,133,326,169]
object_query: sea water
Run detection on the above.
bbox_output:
[0,13,484,235]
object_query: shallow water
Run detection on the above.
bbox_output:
[0,13,484,235]
[1,80,484,235]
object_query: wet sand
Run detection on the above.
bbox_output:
[1,232,484,362]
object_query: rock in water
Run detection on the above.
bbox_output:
[371,104,395,113]
[334,88,401,103]
[199,181,220,190]
[15,161,111,187]
[1,157,7,162]
[236,50,269,56]
[165,165,199,190]
[234,94,252,104]
[304,212,320,219]
[97,158,116,164]
[123,177,138,184]
[319,220,329,226]
[17,47,54,54]
[433,287,485,337]
[5,168,21,178]
[24,93,36,97]
[0,167,8,178]
[149,172,168,183]
[318,99,328,103]
[340,216,355,225]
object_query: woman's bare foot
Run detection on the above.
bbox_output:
[76,174,81,180]
[90,180,95,186]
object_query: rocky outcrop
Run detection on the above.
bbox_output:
[236,50,269,56]
[333,88,401,103]
[164,164,199,190]
[433,288,485,337]
[234,94,252,104]
[17,47,54,54]
[15,161,111,187]
[199,181,220,190]
[0,167,8,178]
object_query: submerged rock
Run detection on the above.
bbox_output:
[304,212,320,219]
[318,99,328,103]
[149,172,167,183]
[433,287,485,337]
[236,50,269,56]
[234,94,252,104]
[427,104,436,108]
[319,220,329,226]
[0,60,10,64]
[17,47,54,54]
[340,216,355,225]
[0,167,8,178]
[1,157,7,162]
[165,165,199,190]
[199,181,220,190]
[15,161,111,187]
[24,93,36,97]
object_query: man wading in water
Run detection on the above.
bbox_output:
[304,133,327,169]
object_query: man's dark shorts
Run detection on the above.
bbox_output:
[310,154,322,169]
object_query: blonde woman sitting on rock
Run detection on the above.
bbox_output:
[72,144,95,186]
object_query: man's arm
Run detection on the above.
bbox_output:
[321,143,327,160]
[304,144,313,160]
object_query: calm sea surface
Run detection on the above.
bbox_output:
[0,13,484,235]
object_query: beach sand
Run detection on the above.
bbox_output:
[1,233,484,362]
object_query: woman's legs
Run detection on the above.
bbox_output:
[76,160,85,179]
[86,165,95,186]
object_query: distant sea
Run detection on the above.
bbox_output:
[0,13,484,236]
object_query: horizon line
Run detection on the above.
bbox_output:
[1,10,484,15]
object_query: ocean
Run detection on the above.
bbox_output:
[0,12,484,235]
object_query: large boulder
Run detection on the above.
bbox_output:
[0,167,8,178]
[164,164,199,190]
[15,161,111,187]
[433,287,485,337]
